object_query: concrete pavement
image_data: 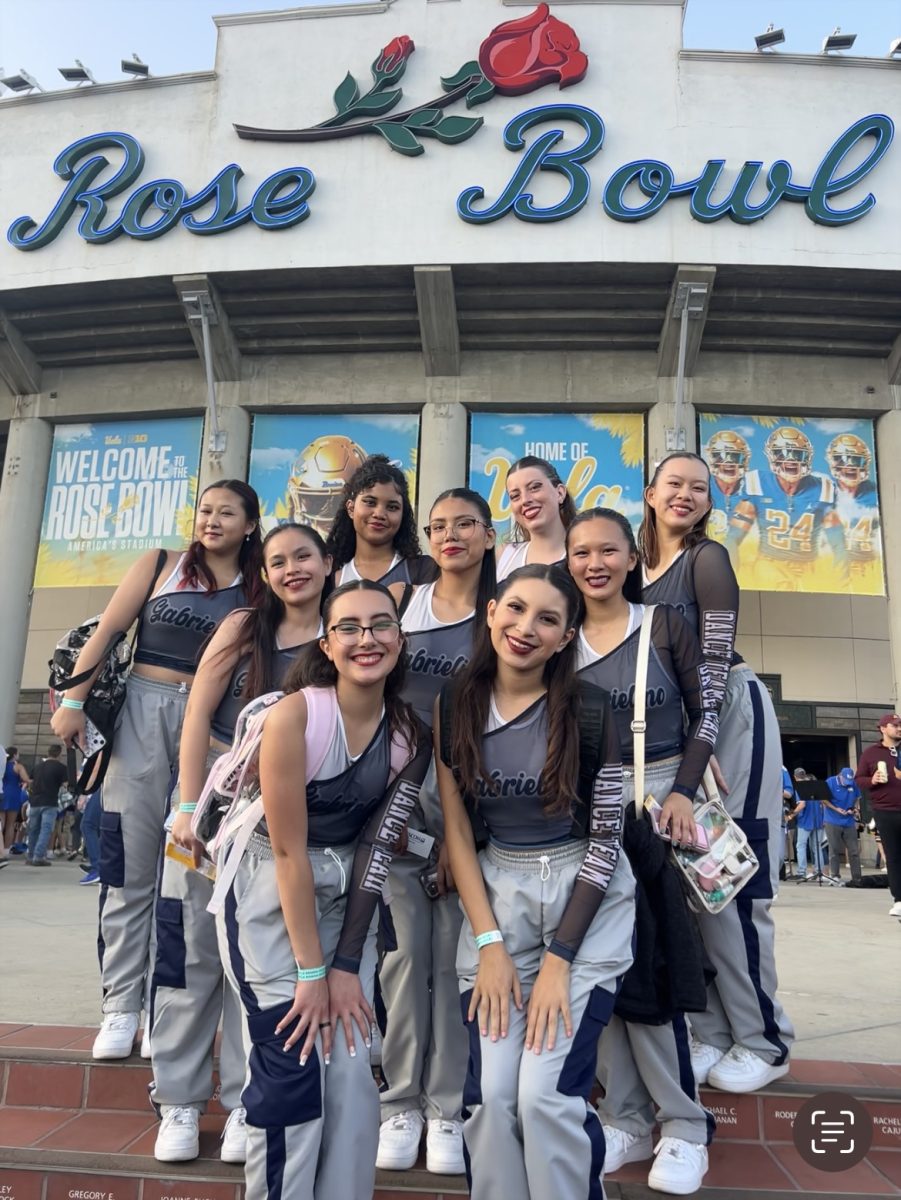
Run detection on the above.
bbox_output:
[1,854,899,1063]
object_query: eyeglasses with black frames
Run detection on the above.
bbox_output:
[423,517,491,540]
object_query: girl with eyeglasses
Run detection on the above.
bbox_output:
[566,507,720,1196]
[434,564,635,1200]
[327,454,438,588]
[640,454,794,1094]
[150,524,332,1166]
[496,456,577,582]
[50,480,265,1062]
[216,580,431,1200]
[377,488,496,1176]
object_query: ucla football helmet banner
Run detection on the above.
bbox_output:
[468,412,645,540]
[699,414,884,596]
[35,418,203,588]
[249,413,421,535]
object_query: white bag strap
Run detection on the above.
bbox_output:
[207,797,265,916]
[701,763,721,806]
[631,604,656,817]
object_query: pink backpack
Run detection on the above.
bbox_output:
[196,686,413,914]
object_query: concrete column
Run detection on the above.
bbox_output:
[0,403,53,742]
[416,388,469,521]
[197,385,251,497]
[647,381,698,471]
[875,405,901,706]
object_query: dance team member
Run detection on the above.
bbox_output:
[51,481,263,1060]
[641,454,794,1092]
[436,564,636,1200]
[568,508,718,1195]
[216,580,431,1200]
[496,456,576,581]
[153,523,331,1163]
[327,454,437,587]
[377,488,495,1175]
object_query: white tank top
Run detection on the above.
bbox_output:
[153,551,241,596]
[315,705,385,779]
[576,603,644,667]
[496,542,530,582]
[338,554,402,585]
[401,581,474,633]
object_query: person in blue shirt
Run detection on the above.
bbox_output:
[781,767,796,878]
[789,771,825,880]
[823,767,862,885]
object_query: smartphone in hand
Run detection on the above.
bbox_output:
[644,796,709,852]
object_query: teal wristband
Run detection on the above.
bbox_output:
[61,698,85,710]
[178,803,197,813]
[475,929,504,950]
[296,964,327,982]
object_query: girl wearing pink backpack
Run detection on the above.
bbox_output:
[152,524,331,1166]
[214,580,431,1200]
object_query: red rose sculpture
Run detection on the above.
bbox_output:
[478,3,588,96]
[374,35,415,76]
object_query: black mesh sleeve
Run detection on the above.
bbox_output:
[332,719,432,974]
[549,698,624,963]
[691,540,742,670]
[656,605,720,799]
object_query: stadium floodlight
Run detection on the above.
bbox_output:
[754,24,785,51]
[822,27,857,53]
[0,69,44,94]
[121,53,149,79]
[58,60,97,86]
[889,37,901,58]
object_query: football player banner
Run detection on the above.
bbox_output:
[249,413,421,536]
[468,413,645,539]
[699,414,884,597]
[35,417,203,588]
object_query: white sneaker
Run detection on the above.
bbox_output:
[601,1123,653,1173]
[708,1044,789,1093]
[140,1024,151,1059]
[690,1037,726,1086]
[92,1012,140,1060]
[648,1137,708,1195]
[154,1105,200,1162]
[889,901,901,918]
[426,1118,465,1174]
[376,1109,424,1170]
[220,1106,247,1164]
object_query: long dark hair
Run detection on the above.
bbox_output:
[285,579,417,751]
[639,453,712,570]
[450,564,583,818]
[566,507,642,604]
[235,524,329,700]
[181,480,265,606]
[428,487,497,624]
[506,455,578,543]
[326,454,422,570]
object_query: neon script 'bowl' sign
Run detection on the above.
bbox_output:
[5,109,894,251]
[457,108,895,226]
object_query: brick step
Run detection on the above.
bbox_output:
[1,1026,900,1196]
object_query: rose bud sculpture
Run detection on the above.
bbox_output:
[478,3,589,96]
[235,3,590,154]
[374,35,415,79]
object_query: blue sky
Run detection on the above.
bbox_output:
[1,1,898,92]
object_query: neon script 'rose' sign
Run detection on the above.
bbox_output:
[5,4,896,250]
